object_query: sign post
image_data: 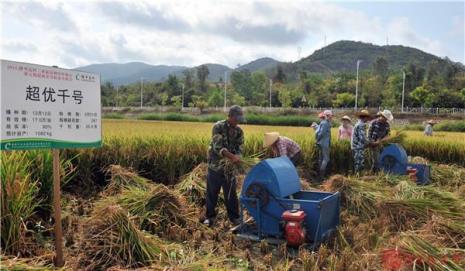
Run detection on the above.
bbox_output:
[52,149,64,266]
[0,59,101,267]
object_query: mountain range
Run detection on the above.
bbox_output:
[76,40,463,85]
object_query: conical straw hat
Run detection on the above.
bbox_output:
[264,132,280,147]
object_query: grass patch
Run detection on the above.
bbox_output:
[435,120,465,132]
[103,112,125,119]
[137,112,320,127]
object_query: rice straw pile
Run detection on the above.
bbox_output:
[80,205,163,270]
[103,165,150,195]
[115,184,195,235]
[320,170,465,269]
[175,163,208,206]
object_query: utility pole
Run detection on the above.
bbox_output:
[269,79,272,108]
[116,85,119,108]
[402,71,406,113]
[140,77,143,109]
[355,60,362,111]
[181,83,185,111]
[224,71,227,111]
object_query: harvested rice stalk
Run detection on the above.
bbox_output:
[399,233,465,270]
[116,184,194,235]
[381,130,406,145]
[300,179,313,191]
[393,181,464,209]
[431,163,465,190]
[220,157,261,178]
[220,151,264,178]
[410,156,429,164]
[424,216,465,248]
[81,205,163,270]
[104,165,150,195]
[381,198,465,231]
[323,175,390,219]
[175,163,208,205]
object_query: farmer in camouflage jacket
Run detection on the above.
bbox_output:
[203,105,244,227]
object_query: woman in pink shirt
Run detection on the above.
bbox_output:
[338,115,353,140]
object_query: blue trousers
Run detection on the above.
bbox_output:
[205,168,239,221]
[318,145,330,172]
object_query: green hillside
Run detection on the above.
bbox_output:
[279,40,462,80]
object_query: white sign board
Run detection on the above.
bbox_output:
[0,60,101,150]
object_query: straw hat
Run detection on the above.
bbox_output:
[264,132,280,147]
[341,115,352,122]
[355,110,370,118]
[380,109,394,121]
[427,119,437,125]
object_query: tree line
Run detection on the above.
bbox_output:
[101,57,465,109]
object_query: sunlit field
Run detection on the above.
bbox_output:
[103,119,465,142]
[2,119,465,270]
[102,119,465,170]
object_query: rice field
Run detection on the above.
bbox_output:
[1,119,465,270]
[97,119,465,183]
[103,119,465,141]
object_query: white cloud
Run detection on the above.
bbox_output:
[386,18,445,58]
[4,1,77,32]
[2,39,38,53]
[0,0,460,68]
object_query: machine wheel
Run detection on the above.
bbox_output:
[245,183,270,208]
[381,155,397,171]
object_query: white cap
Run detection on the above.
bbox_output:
[380,109,394,121]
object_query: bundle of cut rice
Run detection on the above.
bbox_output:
[175,163,208,206]
[116,184,194,235]
[103,165,150,195]
[81,205,163,270]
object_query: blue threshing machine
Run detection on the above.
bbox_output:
[379,143,431,185]
[234,156,340,248]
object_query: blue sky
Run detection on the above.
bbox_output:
[1,0,463,68]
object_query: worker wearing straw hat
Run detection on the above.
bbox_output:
[368,109,393,172]
[203,105,244,227]
[338,115,353,140]
[315,110,333,182]
[424,120,436,136]
[351,110,371,173]
[264,132,302,166]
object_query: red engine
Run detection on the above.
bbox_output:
[282,210,306,247]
